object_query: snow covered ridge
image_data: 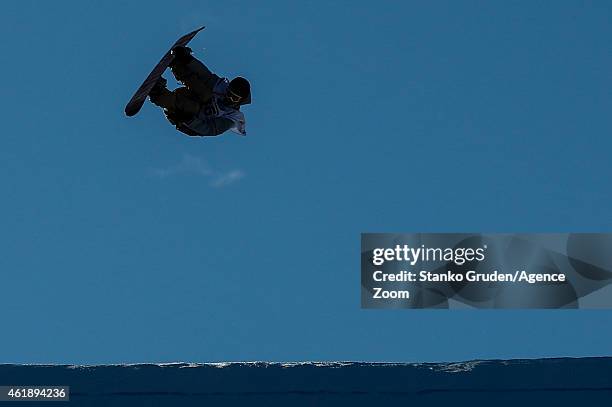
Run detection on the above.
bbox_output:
[1,358,611,406]
[5,359,500,370]
[3,357,606,372]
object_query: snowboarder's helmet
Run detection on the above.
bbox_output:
[228,77,250,103]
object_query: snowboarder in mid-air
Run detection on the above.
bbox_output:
[125,27,251,137]
[149,45,251,137]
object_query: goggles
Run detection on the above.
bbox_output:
[227,90,243,103]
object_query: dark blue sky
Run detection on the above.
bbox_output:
[1,1,611,363]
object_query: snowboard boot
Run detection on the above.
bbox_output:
[170,46,194,68]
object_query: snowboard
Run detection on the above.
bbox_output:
[124,26,205,117]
